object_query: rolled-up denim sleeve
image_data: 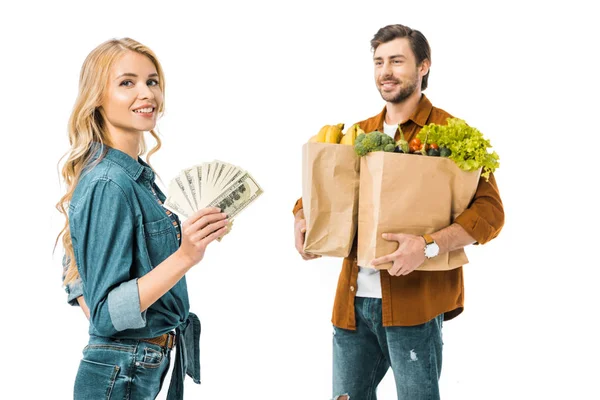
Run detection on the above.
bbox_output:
[62,254,83,307]
[107,279,146,331]
[70,178,146,336]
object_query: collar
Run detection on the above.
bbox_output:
[89,142,155,183]
[375,94,434,130]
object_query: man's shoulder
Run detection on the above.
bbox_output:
[429,104,455,125]
[355,108,385,132]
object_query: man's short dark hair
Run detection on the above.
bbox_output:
[371,24,431,90]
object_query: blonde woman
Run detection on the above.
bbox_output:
[57,38,228,399]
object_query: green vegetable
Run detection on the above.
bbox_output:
[383,143,395,152]
[395,124,409,153]
[354,131,396,156]
[417,118,500,180]
[427,148,441,157]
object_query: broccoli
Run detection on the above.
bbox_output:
[383,143,395,152]
[353,131,396,156]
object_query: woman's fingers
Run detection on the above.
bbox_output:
[183,207,222,228]
[187,211,227,234]
[200,225,229,247]
[192,218,230,242]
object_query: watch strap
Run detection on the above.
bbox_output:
[422,234,434,245]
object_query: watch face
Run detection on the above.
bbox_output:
[425,242,440,258]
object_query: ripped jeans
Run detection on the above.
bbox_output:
[332,297,443,400]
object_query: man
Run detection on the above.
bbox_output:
[293,24,504,400]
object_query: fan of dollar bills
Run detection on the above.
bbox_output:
[164,160,263,225]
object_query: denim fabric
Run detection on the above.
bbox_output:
[332,297,443,400]
[69,143,188,339]
[74,335,171,400]
[68,144,201,399]
[63,253,84,306]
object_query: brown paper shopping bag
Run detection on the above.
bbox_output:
[357,152,481,271]
[302,142,360,257]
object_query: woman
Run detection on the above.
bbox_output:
[56,38,228,399]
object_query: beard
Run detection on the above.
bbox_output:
[377,72,419,104]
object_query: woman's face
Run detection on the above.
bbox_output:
[101,51,163,137]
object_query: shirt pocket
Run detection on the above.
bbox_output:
[142,216,179,268]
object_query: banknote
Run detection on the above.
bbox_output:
[182,168,199,210]
[164,161,263,238]
[164,179,194,219]
[206,172,263,220]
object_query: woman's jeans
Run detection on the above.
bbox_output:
[74,334,171,400]
[333,297,444,400]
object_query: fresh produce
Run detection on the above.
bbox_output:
[354,131,396,156]
[427,148,441,156]
[394,124,409,153]
[417,118,499,180]
[409,138,422,153]
[439,147,452,157]
[309,123,345,143]
[340,124,365,145]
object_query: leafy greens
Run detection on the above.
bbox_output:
[417,118,500,180]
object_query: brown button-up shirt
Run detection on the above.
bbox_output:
[293,95,504,328]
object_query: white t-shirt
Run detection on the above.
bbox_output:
[356,121,397,298]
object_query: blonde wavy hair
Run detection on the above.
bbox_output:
[57,38,165,286]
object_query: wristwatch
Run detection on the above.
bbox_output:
[422,234,440,259]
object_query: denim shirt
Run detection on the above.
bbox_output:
[66,144,200,398]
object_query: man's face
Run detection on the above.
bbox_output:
[373,38,429,104]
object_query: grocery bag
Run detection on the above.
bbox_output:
[357,152,481,271]
[302,142,360,257]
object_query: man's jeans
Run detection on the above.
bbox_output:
[333,297,443,400]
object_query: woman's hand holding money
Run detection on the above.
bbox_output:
[178,207,229,267]
[137,207,228,312]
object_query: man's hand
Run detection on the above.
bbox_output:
[294,210,321,261]
[371,233,425,276]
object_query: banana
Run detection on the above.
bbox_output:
[340,124,360,145]
[325,123,345,143]
[309,123,345,143]
[314,125,329,142]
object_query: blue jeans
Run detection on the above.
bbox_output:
[332,297,443,400]
[74,335,171,399]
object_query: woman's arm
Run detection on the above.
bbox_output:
[73,179,228,335]
[137,207,228,312]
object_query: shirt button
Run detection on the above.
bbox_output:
[350,286,355,292]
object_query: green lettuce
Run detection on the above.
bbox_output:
[417,118,500,180]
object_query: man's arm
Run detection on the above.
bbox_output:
[453,172,504,245]
[372,172,504,275]
[430,223,476,254]
[294,208,321,260]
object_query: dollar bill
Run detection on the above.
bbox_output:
[166,161,263,231]
[206,172,263,220]
[182,168,199,210]
[192,165,202,208]
[164,178,194,219]
[175,176,195,212]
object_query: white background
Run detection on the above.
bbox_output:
[1,1,598,399]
